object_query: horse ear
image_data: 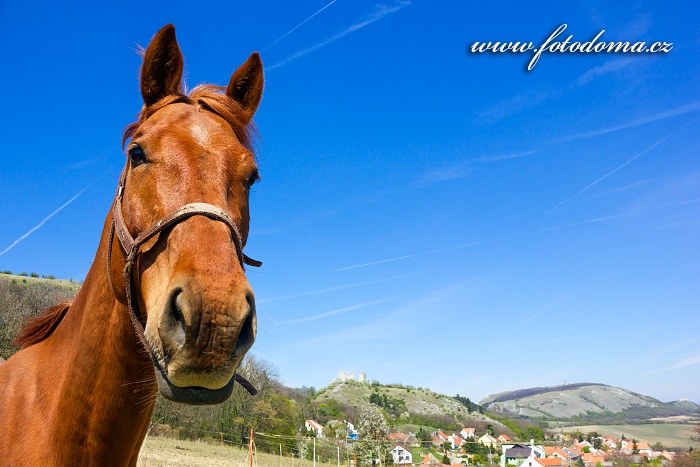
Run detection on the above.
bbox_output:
[140,24,184,107]
[227,52,264,121]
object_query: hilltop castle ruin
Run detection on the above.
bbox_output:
[334,370,368,384]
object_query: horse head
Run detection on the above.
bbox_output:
[110,25,263,405]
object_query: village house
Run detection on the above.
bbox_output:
[461,427,476,439]
[501,442,545,467]
[561,446,582,461]
[304,420,323,437]
[479,433,499,448]
[345,420,358,440]
[503,444,537,467]
[388,432,418,447]
[533,455,564,467]
[422,453,443,465]
[601,436,618,450]
[545,446,577,465]
[619,440,653,457]
[448,434,465,449]
[635,442,653,457]
[499,434,512,443]
[581,451,607,467]
[391,442,413,466]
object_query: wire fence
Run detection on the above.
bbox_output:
[143,426,495,467]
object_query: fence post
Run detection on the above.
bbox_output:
[249,428,255,467]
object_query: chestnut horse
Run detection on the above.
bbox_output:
[0,25,263,465]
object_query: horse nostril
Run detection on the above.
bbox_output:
[245,290,255,313]
[236,291,256,355]
[235,310,255,355]
[168,288,185,327]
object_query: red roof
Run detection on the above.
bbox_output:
[305,420,322,431]
[536,457,563,467]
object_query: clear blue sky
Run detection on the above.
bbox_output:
[1,1,698,404]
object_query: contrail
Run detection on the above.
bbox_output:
[0,167,115,257]
[279,298,390,325]
[333,241,483,272]
[266,1,410,71]
[333,254,417,272]
[547,117,698,214]
[555,101,700,143]
[261,0,340,52]
[258,271,425,303]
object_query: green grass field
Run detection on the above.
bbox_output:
[138,436,350,467]
[556,424,697,449]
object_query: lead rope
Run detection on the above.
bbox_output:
[108,168,259,396]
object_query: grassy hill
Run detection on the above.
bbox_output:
[314,379,512,435]
[0,271,80,292]
[0,273,80,359]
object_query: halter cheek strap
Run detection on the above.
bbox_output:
[107,168,260,395]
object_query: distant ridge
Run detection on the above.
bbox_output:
[484,383,609,404]
[479,383,699,421]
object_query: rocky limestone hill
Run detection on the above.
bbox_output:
[314,379,509,432]
[479,383,699,421]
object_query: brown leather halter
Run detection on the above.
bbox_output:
[108,167,259,395]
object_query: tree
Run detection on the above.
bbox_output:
[692,424,700,443]
[296,440,309,460]
[593,438,603,450]
[418,427,432,442]
[524,425,545,441]
[354,407,391,466]
[317,398,346,424]
[632,439,639,455]
[669,453,700,467]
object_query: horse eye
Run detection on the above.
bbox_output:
[247,170,260,188]
[129,146,147,167]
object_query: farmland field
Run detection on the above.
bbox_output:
[556,424,697,449]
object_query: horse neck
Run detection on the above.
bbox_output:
[47,210,157,462]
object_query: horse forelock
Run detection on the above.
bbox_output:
[121,85,258,154]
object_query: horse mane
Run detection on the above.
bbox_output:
[14,302,72,349]
[122,84,258,152]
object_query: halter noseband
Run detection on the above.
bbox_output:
[108,168,260,396]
